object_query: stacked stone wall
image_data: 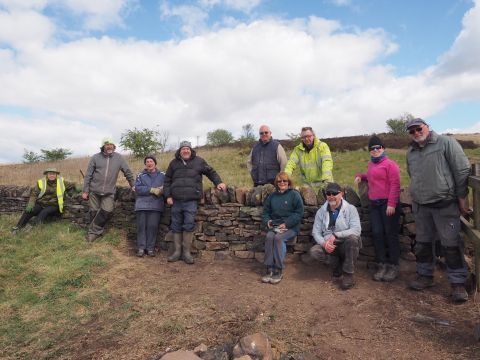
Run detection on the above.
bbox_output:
[0,184,416,262]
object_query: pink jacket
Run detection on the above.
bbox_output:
[356,157,400,207]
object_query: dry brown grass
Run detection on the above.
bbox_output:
[0,147,253,188]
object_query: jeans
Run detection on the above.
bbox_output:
[370,200,401,265]
[171,200,198,233]
[263,229,297,270]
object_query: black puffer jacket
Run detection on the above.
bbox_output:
[163,149,222,201]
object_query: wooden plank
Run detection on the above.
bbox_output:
[461,216,480,291]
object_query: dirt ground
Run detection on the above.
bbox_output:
[65,244,480,360]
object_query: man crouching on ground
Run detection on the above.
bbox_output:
[310,182,362,290]
[164,141,226,264]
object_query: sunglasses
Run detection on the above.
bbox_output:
[325,191,340,196]
[370,145,382,151]
[259,131,270,135]
[408,126,424,135]
[277,179,289,183]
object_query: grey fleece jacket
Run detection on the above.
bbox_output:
[406,131,470,204]
[312,199,361,247]
[83,151,135,195]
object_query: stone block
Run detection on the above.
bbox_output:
[205,242,229,251]
[234,251,255,259]
[299,185,317,206]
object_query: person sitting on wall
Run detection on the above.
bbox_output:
[11,168,80,234]
[309,182,362,290]
[261,172,304,284]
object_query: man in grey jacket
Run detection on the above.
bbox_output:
[82,137,135,242]
[406,118,470,303]
[310,182,362,290]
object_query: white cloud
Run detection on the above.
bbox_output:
[160,2,209,36]
[1,2,480,163]
[55,0,135,30]
[0,9,55,49]
[199,0,261,13]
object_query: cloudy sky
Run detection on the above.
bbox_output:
[1,0,480,163]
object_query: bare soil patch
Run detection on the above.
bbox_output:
[59,244,480,360]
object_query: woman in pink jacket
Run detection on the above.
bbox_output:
[355,135,401,282]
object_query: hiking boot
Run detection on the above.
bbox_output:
[86,233,99,243]
[373,263,387,282]
[136,249,144,257]
[11,226,19,235]
[147,250,155,257]
[451,284,468,303]
[341,272,355,290]
[332,263,342,279]
[167,232,182,262]
[261,268,274,283]
[182,231,194,264]
[270,269,283,284]
[382,264,399,282]
[409,275,434,291]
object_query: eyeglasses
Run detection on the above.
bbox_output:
[370,145,382,151]
[301,135,314,139]
[325,191,340,196]
[259,131,270,135]
[408,126,424,135]
[277,179,289,183]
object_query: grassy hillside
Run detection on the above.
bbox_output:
[2,134,480,188]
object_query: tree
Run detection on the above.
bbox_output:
[40,148,73,161]
[386,113,414,134]
[238,124,256,143]
[206,129,234,146]
[120,127,162,158]
[157,129,170,153]
[22,149,42,163]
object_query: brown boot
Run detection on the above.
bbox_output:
[167,232,182,262]
[341,272,355,290]
[182,231,194,264]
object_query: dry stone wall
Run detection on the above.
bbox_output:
[0,184,416,262]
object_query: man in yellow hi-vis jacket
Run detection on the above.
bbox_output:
[11,168,80,234]
[284,126,334,191]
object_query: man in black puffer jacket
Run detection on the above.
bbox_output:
[164,141,226,264]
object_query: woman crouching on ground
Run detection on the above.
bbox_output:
[261,172,304,284]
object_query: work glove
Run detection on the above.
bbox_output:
[74,185,83,193]
[25,204,34,213]
[149,186,163,196]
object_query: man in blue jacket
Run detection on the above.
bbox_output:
[164,141,226,264]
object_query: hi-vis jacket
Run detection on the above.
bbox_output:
[285,137,333,188]
[29,177,76,213]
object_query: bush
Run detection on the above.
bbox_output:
[120,128,163,158]
[206,129,234,146]
[22,149,42,163]
[40,148,73,161]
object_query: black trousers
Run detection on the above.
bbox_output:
[16,204,60,228]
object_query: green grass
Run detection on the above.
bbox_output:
[0,215,130,359]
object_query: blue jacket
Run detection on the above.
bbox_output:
[134,169,165,212]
